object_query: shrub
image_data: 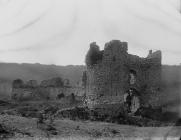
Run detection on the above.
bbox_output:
[85,42,103,66]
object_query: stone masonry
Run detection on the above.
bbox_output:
[85,40,162,108]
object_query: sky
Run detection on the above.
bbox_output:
[0,0,180,65]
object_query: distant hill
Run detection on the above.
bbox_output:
[0,63,180,86]
[161,65,181,87]
[0,63,86,85]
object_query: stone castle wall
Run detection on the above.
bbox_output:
[12,86,85,101]
[11,77,85,101]
[85,40,162,108]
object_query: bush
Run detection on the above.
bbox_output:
[85,42,103,66]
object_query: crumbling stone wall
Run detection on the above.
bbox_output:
[11,78,85,101]
[12,86,85,101]
[85,40,162,108]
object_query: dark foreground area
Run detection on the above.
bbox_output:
[0,100,180,139]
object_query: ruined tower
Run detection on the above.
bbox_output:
[85,40,162,109]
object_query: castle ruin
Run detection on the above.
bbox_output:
[85,40,162,111]
[11,77,85,101]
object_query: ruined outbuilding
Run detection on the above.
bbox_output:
[85,40,162,110]
[11,77,85,101]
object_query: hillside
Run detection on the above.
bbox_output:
[0,63,180,86]
[161,65,181,87]
[0,63,85,85]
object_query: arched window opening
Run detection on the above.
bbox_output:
[129,70,137,85]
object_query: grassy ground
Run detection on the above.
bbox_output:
[0,114,180,139]
[0,99,180,139]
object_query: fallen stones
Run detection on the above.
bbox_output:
[134,106,162,121]
[0,124,12,138]
[56,106,165,127]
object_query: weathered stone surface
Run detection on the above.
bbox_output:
[85,40,162,108]
[11,79,85,101]
[40,77,64,87]
[11,86,85,101]
[25,80,38,88]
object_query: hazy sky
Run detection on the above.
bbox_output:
[0,0,180,65]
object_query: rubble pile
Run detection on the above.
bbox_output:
[0,123,13,138]
[56,106,168,127]
[0,100,175,129]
